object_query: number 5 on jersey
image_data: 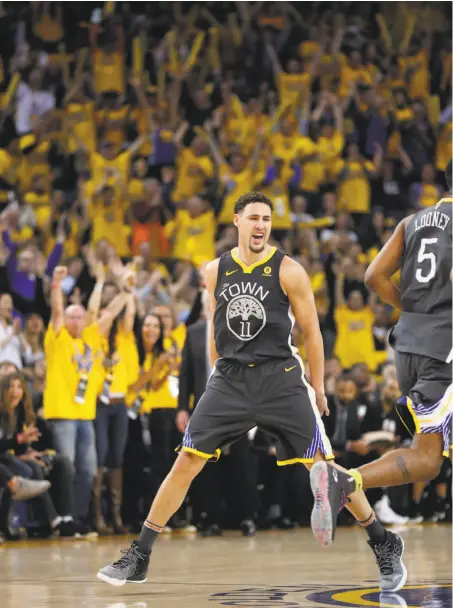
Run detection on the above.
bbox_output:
[416,238,438,283]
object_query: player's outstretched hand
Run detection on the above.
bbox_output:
[315,391,329,417]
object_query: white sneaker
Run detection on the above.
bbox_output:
[375,496,409,525]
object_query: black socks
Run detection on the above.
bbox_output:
[359,510,387,543]
[137,520,163,552]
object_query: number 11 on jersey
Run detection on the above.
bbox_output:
[240,322,252,338]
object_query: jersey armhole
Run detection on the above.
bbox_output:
[277,252,290,297]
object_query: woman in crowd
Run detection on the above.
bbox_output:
[89,268,138,534]
[129,313,181,530]
[20,313,45,382]
[0,372,92,538]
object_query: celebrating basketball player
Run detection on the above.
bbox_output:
[97,192,406,593]
[310,161,452,558]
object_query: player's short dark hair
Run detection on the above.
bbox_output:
[234,191,274,215]
[446,159,452,193]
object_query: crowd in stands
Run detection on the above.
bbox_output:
[0,1,451,542]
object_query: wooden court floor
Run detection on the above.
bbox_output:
[0,524,451,608]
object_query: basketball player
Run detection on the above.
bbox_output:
[97,192,406,592]
[310,161,452,552]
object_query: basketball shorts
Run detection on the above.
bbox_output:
[178,356,333,465]
[395,351,453,457]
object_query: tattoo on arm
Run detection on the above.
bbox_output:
[396,455,412,483]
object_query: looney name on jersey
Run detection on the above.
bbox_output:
[414,210,450,232]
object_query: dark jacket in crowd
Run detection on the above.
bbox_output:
[178,321,208,412]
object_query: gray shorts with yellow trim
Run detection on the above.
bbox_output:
[178,357,333,465]
[395,351,453,457]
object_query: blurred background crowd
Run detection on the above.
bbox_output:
[0,1,451,542]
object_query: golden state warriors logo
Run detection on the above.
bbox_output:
[306,584,452,608]
[263,266,272,275]
[210,583,452,607]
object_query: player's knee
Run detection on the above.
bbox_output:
[171,450,206,481]
[412,435,444,480]
[424,457,443,481]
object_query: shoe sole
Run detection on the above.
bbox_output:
[380,537,407,593]
[97,572,126,587]
[96,572,148,586]
[310,461,333,547]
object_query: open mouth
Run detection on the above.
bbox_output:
[252,233,264,246]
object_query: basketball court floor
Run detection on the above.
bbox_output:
[0,525,451,608]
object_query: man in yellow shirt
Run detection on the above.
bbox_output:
[44,265,136,522]
[165,195,216,267]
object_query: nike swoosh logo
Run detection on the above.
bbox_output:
[285,365,297,372]
[226,270,238,276]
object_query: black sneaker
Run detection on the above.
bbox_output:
[309,461,352,546]
[368,531,407,592]
[97,541,150,586]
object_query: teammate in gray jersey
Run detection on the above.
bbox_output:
[97,192,406,593]
[310,160,452,554]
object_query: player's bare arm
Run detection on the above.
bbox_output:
[364,217,412,310]
[203,258,220,368]
[50,266,68,333]
[280,256,329,416]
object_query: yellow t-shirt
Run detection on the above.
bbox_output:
[99,330,139,397]
[165,209,216,267]
[334,305,376,371]
[96,106,129,147]
[67,102,96,153]
[310,271,327,310]
[45,214,80,258]
[23,191,51,228]
[93,50,125,95]
[317,131,344,177]
[260,181,291,230]
[0,150,25,201]
[128,178,145,206]
[172,148,214,203]
[336,160,375,214]
[91,204,131,257]
[90,151,132,189]
[169,325,187,353]
[339,59,373,97]
[271,132,303,165]
[399,50,429,99]
[44,324,104,420]
[277,72,311,106]
[131,108,153,155]
[419,184,441,208]
[218,166,258,225]
[140,352,177,412]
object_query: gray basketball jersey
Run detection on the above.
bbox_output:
[392,199,452,362]
[213,247,293,364]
